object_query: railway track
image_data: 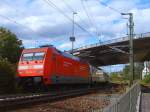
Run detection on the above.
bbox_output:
[0,88,98,111]
[0,83,123,111]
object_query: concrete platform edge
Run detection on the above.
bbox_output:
[136,92,141,112]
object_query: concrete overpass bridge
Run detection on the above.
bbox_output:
[71,32,150,66]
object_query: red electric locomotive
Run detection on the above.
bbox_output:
[17,45,90,87]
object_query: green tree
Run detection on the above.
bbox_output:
[110,72,118,79]
[142,74,150,83]
[0,27,24,93]
[122,63,144,80]
[0,27,23,63]
[134,63,144,80]
[122,65,130,80]
[0,57,15,94]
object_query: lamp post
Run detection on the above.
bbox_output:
[70,12,77,54]
[121,13,134,86]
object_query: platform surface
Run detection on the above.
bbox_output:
[140,93,150,112]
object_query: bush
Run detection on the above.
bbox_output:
[142,74,150,84]
[0,57,16,94]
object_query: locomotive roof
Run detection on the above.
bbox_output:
[22,47,48,53]
[22,47,82,62]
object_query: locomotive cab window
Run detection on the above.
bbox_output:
[22,52,45,61]
[33,52,45,60]
[22,53,33,61]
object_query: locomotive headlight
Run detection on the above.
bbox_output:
[18,66,28,70]
[36,70,43,74]
[19,71,23,74]
[33,65,43,69]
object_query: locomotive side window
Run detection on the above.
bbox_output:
[22,53,33,61]
[33,52,45,60]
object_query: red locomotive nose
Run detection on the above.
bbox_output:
[18,48,46,78]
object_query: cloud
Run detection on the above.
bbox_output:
[133,8,150,33]
[0,0,149,51]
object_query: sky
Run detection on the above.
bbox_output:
[0,0,150,72]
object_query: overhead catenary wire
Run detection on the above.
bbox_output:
[96,0,122,14]
[0,2,67,45]
[0,1,41,36]
[62,0,92,35]
[0,14,52,48]
[95,0,129,54]
[81,0,99,36]
[43,0,128,54]
[1,0,94,47]
[1,0,129,54]
[44,0,96,37]
[43,0,97,38]
[0,14,64,48]
[0,14,46,47]
[62,0,74,12]
[0,14,44,38]
[84,1,99,32]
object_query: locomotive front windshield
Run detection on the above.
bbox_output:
[22,52,45,61]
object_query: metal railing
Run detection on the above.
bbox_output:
[102,82,141,112]
[72,32,150,52]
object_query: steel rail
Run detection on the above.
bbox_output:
[0,83,121,111]
[0,87,101,110]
